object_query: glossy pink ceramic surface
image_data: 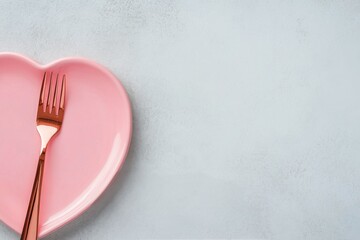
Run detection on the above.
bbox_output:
[0,53,132,237]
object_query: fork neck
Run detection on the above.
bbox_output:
[37,125,58,155]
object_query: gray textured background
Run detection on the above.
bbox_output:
[1,0,360,239]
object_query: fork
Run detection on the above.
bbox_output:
[21,72,66,240]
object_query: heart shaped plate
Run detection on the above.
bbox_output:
[0,53,132,237]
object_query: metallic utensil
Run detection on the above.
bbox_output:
[20,72,66,240]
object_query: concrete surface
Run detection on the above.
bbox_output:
[0,0,360,239]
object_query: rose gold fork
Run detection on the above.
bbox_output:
[21,72,66,240]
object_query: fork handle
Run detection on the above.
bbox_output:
[20,151,46,240]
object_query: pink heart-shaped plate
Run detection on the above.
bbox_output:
[0,53,132,237]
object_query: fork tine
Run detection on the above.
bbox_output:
[60,75,66,110]
[39,72,47,105]
[52,74,59,112]
[46,72,53,111]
